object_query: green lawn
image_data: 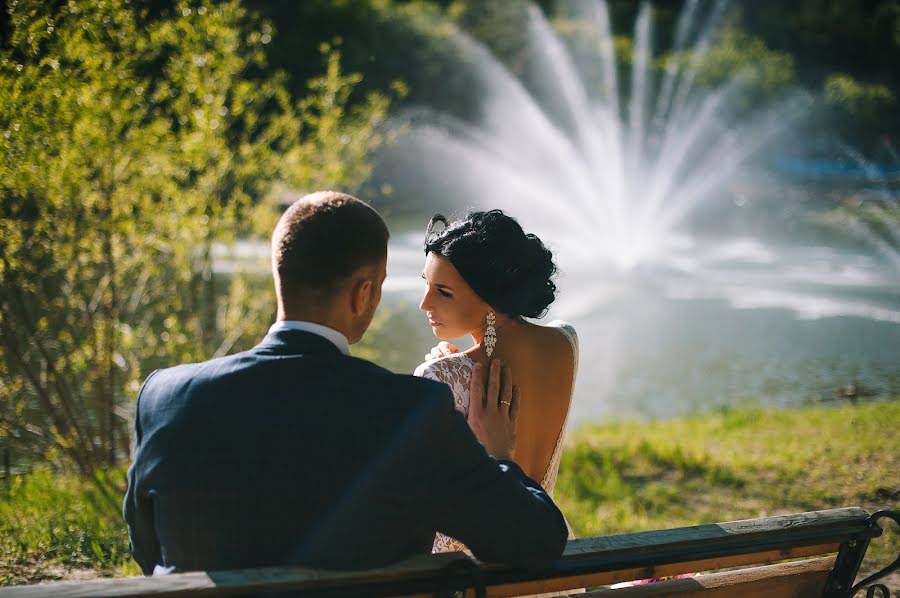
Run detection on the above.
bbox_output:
[556,399,900,583]
[0,467,138,585]
[1,399,898,587]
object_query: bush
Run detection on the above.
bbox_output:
[0,0,393,474]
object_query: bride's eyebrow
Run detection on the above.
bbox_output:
[420,274,454,292]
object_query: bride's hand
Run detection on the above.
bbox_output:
[468,359,520,461]
[424,341,459,362]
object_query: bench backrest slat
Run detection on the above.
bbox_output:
[479,507,874,590]
[561,506,870,557]
[488,543,840,597]
[579,556,835,597]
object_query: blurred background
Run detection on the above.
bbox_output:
[0,0,898,586]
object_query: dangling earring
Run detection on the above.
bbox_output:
[484,311,497,357]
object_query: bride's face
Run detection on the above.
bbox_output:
[419,253,487,341]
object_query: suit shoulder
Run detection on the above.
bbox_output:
[139,360,205,390]
[135,352,241,410]
[401,370,454,398]
[389,365,454,398]
[135,361,201,410]
[345,357,452,402]
[344,355,434,384]
[141,347,257,386]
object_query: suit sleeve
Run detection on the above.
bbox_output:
[123,372,162,575]
[413,384,568,569]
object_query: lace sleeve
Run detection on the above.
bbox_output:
[413,356,474,417]
[413,360,441,380]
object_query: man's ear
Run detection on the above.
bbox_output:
[349,275,373,317]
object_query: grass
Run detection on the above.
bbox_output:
[1,399,897,587]
[0,467,138,586]
[556,398,900,584]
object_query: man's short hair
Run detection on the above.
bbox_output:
[272,191,389,296]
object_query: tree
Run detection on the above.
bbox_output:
[0,0,392,474]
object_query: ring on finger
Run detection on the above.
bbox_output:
[500,400,511,406]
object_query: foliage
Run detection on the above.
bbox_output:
[249,0,476,120]
[679,28,795,107]
[446,0,533,76]
[825,75,895,118]
[243,0,899,148]
[548,9,797,123]
[557,400,900,576]
[250,47,406,237]
[0,0,393,474]
[823,74,896,142]
[470,0,895,144]
[737,0,900,90]
[737,0,900,148]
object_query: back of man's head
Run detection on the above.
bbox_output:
[272,191,389,305]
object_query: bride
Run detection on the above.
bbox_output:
[413,210,578,554]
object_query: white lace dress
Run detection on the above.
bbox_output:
[413,320,578,554]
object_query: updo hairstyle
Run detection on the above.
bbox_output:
[424,210,557,318]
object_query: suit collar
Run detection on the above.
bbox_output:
[255,329,345,357]
[268,320,350,355]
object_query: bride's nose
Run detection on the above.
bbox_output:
[419,288,432,312]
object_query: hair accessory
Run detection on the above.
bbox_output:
[424,214,448,246]
[484,311,497,357]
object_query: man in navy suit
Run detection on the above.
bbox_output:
[124,191,567,575]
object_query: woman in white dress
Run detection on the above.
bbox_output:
[413,210,578,555]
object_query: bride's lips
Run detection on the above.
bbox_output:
[428,317,442,326]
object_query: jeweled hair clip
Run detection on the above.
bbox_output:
[424,213,448,247]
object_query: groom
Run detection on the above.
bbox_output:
[124,191,568,575]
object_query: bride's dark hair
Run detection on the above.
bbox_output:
[424,210,557,318]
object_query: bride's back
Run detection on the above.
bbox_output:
[466,320,577,486]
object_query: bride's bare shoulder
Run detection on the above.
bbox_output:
[530,320,577,363]
[546,319,578,348]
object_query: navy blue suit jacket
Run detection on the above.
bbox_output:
[124,329,567,574]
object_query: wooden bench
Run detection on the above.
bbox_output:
[0,507,896,597]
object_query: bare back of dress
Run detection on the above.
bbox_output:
[413,320,578,554]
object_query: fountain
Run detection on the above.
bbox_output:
[372,0,900,421]
[380,0,811,271]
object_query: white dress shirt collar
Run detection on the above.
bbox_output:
[268,320,350,356]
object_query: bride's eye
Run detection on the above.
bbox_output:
[423,274,452,298]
